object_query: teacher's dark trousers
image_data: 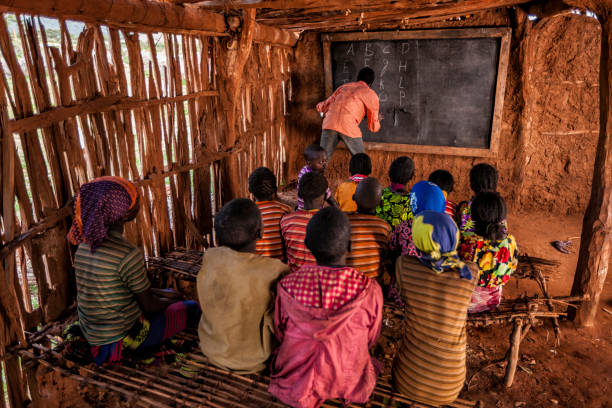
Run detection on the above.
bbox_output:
[320,129,365,159]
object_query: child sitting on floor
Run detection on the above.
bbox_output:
[346,177,392,279]
[392,211,477,406]
[428,169,458,219]
[249,167,291,261]
[197,199,289,373]
[334,153,372,212]
[376,156,415,227]
[270,207,383,408]
[458,163,501,235]
[297,144,337,210]
[281,172,329,272]
[68,176,200,365]
[458,192,518,313]
[389,180,447,260]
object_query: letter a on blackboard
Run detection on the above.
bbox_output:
[346,43,355,56]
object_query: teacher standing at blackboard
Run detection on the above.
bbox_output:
[316,67,382,159]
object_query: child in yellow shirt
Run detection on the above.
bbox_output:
[334,153,371,212]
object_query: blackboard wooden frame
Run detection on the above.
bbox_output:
[322,28,512,157]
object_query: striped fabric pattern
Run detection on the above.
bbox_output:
[392,256,476,406]
[280,210,317,272]
[346,213,392,278]
[74,230,150,346]
[445,199,458,219]
[255,200,292,260]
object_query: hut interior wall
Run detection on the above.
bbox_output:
[287,9,600,215]
[0,12,292,406]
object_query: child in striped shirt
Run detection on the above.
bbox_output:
[281,172,329,272]
[346,177,392,279]
[334,153,372,212]
[249,167,291,261]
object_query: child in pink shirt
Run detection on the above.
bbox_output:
[269,207,383,408]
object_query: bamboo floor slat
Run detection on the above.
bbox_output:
[19,249,576,407]
[20,324,478,408]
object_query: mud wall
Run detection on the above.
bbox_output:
[518,14,600,214]
[286,11,600,215]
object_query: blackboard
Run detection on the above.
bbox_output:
[322,29,511,157]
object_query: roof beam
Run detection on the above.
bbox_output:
[189,0,527,13]
[0,0,299,46]
[0,0,227,35]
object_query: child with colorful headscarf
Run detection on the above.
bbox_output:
[392,211,476,406]
[375,156,415,227]
[458,192,518,313]
[389,180,446,259]
[67,176,200,365]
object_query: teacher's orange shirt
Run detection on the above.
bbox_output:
[316,81,381,139]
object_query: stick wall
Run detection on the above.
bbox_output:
[0,13,292,406]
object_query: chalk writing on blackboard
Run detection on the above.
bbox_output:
[329,37,501,149]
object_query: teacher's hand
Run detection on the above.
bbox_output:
[379,113,385,120]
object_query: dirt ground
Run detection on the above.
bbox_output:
[462,210,612,408]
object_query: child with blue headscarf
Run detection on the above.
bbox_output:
[389,180,447,260]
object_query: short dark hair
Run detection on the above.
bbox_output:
[428,169,455,193]
[214,199,261,249]
[349,153,372,176]
[306,207,351,264]
[388,156,415,185]
[357,67,375,86]
[304,144,326,162]
[469,163,498,194]
[471,192,507,242]
[248,167,277,201]
[298,171,328,200]
[354,177,382,212]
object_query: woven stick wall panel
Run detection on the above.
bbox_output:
[0,12,293,391]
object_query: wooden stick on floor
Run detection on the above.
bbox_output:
[504,318,523,388]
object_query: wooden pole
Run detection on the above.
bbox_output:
[503,319,522,388]
[219,9,256,202]
[570,7,612,327]
[0,0,299,46]
[0,0,226,35]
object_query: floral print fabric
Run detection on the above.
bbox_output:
[375,187,413,227]
[458,234,518,288]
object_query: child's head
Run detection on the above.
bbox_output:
[306,206,351,266]
[389,156,415,185]
[304,144,328,172]
[349,153,372,176]
[471,191,507,242]
[469,163,498,194]
[214,198,262,252]
[353,177,382,214]
[428,169,454,194]
[409,181,446,215]
[298,172,328,210]
[248,167,277,202]
[357,67,375,86]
